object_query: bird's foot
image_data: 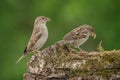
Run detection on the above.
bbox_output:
[78,48,88,54]
[80,49,84,53]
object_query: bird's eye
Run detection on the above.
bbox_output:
[42,18,45,20]
[91,29,94,32]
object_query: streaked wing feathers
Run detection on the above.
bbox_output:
[63,27,87,40]
[25,27,42,52]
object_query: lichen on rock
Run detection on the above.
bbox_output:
[24,41,120,80]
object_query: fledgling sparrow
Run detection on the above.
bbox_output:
[63,24,96,49]
[16,16,50,63]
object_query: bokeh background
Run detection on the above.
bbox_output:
[0,0,120,80]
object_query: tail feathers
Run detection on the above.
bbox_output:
[57,40,68,44]
[16,54,26,64]
[57,40,66,44]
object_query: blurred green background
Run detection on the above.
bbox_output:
[0,0,120,80]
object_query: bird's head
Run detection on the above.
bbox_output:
[34,16,51,25]
[84,24,96,39]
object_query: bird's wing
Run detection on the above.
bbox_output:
[24,26,42,53]
[63,27,88,41]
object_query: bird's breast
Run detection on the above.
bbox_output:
[77,34,89,46]
[32,24,48,50]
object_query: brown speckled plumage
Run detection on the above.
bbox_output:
[16,16,50,63]
[63,24,96,48]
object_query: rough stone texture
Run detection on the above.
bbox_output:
[23,41,120,80]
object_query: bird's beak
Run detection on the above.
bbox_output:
[92,33,96,39]
[47,17,51,22]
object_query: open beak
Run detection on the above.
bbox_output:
[92,33,96,39]
[47,17,51,22]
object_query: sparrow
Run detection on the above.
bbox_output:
[63,24,96,49]
[16,16,50,63]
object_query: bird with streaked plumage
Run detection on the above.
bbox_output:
[63,24,96,50]
[16,16,50,63]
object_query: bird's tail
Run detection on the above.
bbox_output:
[16,47,29,64]
[16,54,26,64]
[56,40,67,44]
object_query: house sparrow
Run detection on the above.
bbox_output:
[16,16,50,63]
[63,24,96,49]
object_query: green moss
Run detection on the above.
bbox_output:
[66,50,120,77]
[42,46,120,78]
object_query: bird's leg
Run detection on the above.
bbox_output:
[78,47,82,52]
[78,47,88,54]
[64,43,75,54]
